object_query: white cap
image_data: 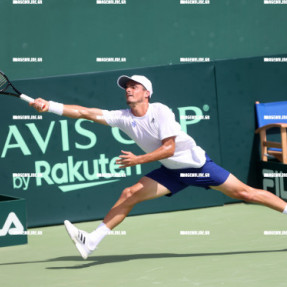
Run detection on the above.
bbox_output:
[117,75,153,97]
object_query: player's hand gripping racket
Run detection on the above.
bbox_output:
[0,71,34,104]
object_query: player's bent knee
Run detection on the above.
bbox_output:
[120,186,142,203]
[120,187,133,200]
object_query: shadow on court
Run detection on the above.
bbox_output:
[1,249,287,269]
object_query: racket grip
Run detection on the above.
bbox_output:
[20,94,34,103]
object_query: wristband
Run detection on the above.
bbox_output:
[48,101,64,116]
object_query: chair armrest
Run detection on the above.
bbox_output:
[255,123,287,134]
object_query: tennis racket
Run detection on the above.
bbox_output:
[0,71,34,103]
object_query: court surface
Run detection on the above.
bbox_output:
[1,203,287,287]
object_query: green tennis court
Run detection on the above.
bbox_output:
[1,203,287,287]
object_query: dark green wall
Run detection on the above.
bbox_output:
[1,0,287,79]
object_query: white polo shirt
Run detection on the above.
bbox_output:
[102,102,206,169]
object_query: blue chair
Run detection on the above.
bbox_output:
[255,101,287,164]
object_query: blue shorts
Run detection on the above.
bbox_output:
[145,155,230,197]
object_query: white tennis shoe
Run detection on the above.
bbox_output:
[64,220,92,260]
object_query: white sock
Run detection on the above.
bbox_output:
[283,205,287,214]
[88,222,110,250]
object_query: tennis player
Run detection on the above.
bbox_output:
[30,75,287,259]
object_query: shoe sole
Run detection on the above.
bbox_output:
[64,220,89,260]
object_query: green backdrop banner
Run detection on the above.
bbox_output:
[1,55,287,227]
[215,54,287,203]
[260,161,287,201]
[0,62,225,227]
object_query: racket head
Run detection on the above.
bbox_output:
[0,71,21,97]
[0,71,10,93]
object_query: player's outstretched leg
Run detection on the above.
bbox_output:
[210,173,287,212]
[64,176,170,259]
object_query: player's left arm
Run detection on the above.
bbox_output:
[116,136,176,168]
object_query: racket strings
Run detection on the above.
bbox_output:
[0,75,8,90]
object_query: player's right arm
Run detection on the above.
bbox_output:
[30,98,108,125]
